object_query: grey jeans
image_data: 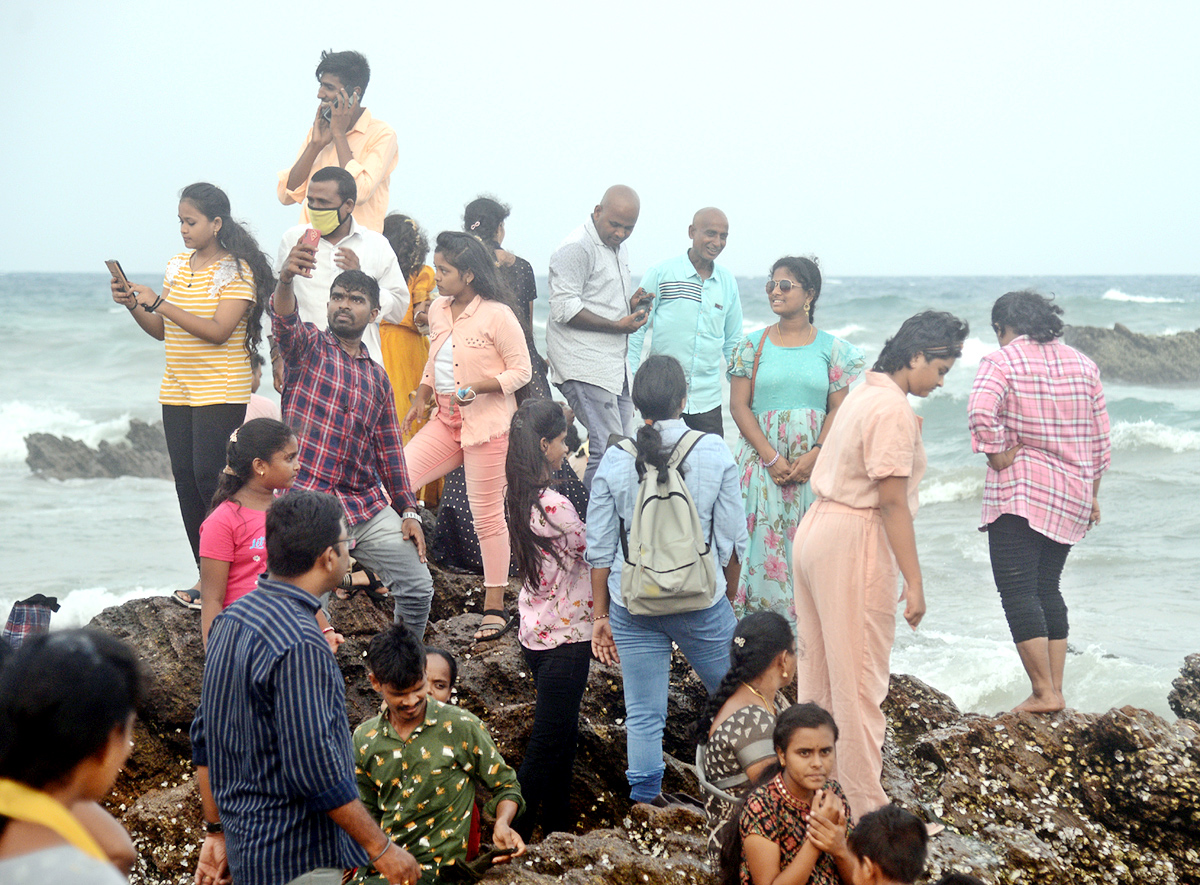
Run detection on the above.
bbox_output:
[558,378,634,488]
[284,870,342,885]
[348,506,435,640]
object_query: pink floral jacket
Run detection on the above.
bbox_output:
[518,488,593,649]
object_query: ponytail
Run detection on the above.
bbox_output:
[630,355,688,480]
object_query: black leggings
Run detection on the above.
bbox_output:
[514,640,591,841]
[162,403,247,564]
[987,513,1072,644]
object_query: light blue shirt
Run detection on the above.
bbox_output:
[627,254,743,413]
[585,419,749,608]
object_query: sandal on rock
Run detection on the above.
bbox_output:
[473,608,516,643]
[360,566,390,603]
[172,587,202,611]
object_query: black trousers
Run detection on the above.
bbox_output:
[514,640,592,840]
[162,403,247,564]
[987,513,1072,643]
[682,406,724,437]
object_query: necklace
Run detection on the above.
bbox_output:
[773,322,817,348]
[743,682,776,714]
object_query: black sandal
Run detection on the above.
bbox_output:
[360,566,389,603]
[473,608,516,642]
[172,587,202,611]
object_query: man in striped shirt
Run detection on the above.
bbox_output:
[191,491,420,885]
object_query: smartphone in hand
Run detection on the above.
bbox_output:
[105,259,133,293]
[302,228,320,249]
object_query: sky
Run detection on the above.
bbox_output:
[4,0,1198,277]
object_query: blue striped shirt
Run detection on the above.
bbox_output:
[191,576,366,885]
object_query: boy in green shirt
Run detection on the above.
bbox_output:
[352,624,525,884]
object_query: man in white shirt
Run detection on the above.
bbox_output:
[271,166,408,386]
[546,185,652,487]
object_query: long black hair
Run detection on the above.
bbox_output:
[463,195,511,249]
[179,182,275,356]
[991,290,1064,343]
[506,399,569,586]
[434,230,512,307]
[873,310,970,373]
[383,213,430,281]
[631,355,688,480]
[694,611,794,744]
[210,418,295,512]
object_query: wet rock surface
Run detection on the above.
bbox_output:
[1169,653,1200,723]
[90,584,1200,884]
[25,418,172,480]
[1064,324,1200,385]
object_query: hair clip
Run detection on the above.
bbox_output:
[229,429,239,443]
[470,221,481,231]
[222,465,237,476]
[733,636,745,648]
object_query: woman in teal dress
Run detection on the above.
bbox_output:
[728,257,864,623]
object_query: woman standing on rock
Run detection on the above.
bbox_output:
[793,310,968,820]
[110,183,274,603]
[968,290,1111,713]
[695,611,795,865]
[505,399,592,841]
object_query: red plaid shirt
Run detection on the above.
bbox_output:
[273,303,416,523]
[968,336,1111,544]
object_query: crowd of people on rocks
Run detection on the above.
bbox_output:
[0,46,1112,885]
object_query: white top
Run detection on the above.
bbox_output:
[433,337,456,393]
[272,218,410,364]
[0,845,127,885]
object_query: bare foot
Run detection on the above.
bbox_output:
[1013,692,1066,713]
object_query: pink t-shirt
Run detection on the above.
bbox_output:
[244,393,282,422]
[517,488,593,649]
[199,501,268,607]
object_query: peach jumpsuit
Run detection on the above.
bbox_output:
[792,371,925,819]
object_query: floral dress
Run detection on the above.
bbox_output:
[517,487,593,649]
[739,774,853,885]
[728,329,864,623]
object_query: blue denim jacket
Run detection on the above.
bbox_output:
[585,419,749,609]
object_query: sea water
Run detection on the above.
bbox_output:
[1,272,1197,719]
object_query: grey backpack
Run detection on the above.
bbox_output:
[616,430,717,616]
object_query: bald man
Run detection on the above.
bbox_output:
[627,208,743,436]
[546,185,652,487]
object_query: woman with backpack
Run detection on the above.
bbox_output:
[587,355,749,807]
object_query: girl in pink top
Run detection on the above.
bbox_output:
[402,232,532,641]
[504,399,593,841]
[792,311,968,821]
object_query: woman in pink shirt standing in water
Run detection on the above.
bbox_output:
[968,290,1111,713]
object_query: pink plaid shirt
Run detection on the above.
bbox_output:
[968,336,1111,544]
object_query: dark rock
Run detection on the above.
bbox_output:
[1169,653,1200,722]
[25,419,172,480]
[1064,324,1200,385]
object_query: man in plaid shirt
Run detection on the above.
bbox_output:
[273,240,433,639]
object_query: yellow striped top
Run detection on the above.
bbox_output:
[158,252,256,406]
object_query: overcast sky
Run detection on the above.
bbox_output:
[5,1,1198,277]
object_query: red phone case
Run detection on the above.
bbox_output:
[302,228,320,248]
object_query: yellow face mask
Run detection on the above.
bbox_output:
[309,205,344,236]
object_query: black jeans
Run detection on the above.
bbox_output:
[682,406,724,437]
[987,514,1072,643]
[514,640,592,840]
[162,403,247,564]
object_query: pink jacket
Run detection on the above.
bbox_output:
[422,296,532,446]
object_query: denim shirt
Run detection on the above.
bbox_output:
[585,419,749,609]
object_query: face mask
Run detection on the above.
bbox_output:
[309,206,344,236]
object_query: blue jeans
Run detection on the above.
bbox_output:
[609,598,736,801]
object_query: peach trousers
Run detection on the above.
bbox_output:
[404,394,510,587]
[793,498,896,820]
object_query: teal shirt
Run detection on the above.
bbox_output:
[627,254,743,412]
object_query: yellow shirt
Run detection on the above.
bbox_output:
[158,252,256,406]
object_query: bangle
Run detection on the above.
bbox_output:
[763,451,780,468]
[204,820,223,834]
[367,840,392,867]
[322,627,336,635]
[812,442,823,450]
[141,294,164,313]
[594,614,609,621]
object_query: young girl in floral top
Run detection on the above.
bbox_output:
[504,398,593,840]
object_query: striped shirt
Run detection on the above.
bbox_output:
[273,301,417,524]
[190,576,367,885]
[968,336,1111,545]
[159,252,256,406]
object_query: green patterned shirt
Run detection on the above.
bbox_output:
[351,698,524,884]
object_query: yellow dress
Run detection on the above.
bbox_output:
[380,265,441,507]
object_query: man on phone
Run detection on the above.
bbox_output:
[277,50,398,233]
[273,166,408,377]
[546,185,652,488]
[626,208,742,436]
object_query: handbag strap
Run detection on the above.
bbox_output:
[747,325,773,409]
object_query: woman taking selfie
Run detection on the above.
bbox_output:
[111,183,274,605]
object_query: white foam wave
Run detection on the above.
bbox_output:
[921,475,984,505]
[957,336,995,370]
[1110,419,1200,453]
[0,402,133,462]
[1101,288,1184,305]
[0,585,168,633]
[825,323,865,339]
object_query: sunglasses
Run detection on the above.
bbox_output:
[765,280,806,295]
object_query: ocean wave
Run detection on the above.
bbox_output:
[0,401,133,462]
[1,585,166,631]
[825,323,865,339]
[957,336,995,369]
[921,475,984,504]
[1111,419,1200,453]
[1101,288,1184,305]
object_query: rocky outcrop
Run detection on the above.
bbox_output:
[1169,653,1200,722]
[89,581,1200,885]
[25,419,172,480]
[1064,324,1200,385]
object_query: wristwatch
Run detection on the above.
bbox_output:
[401,510,421,522]
[204,820,223,834]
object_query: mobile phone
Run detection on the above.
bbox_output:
[105,259,132,293]
[301,228,321,249]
